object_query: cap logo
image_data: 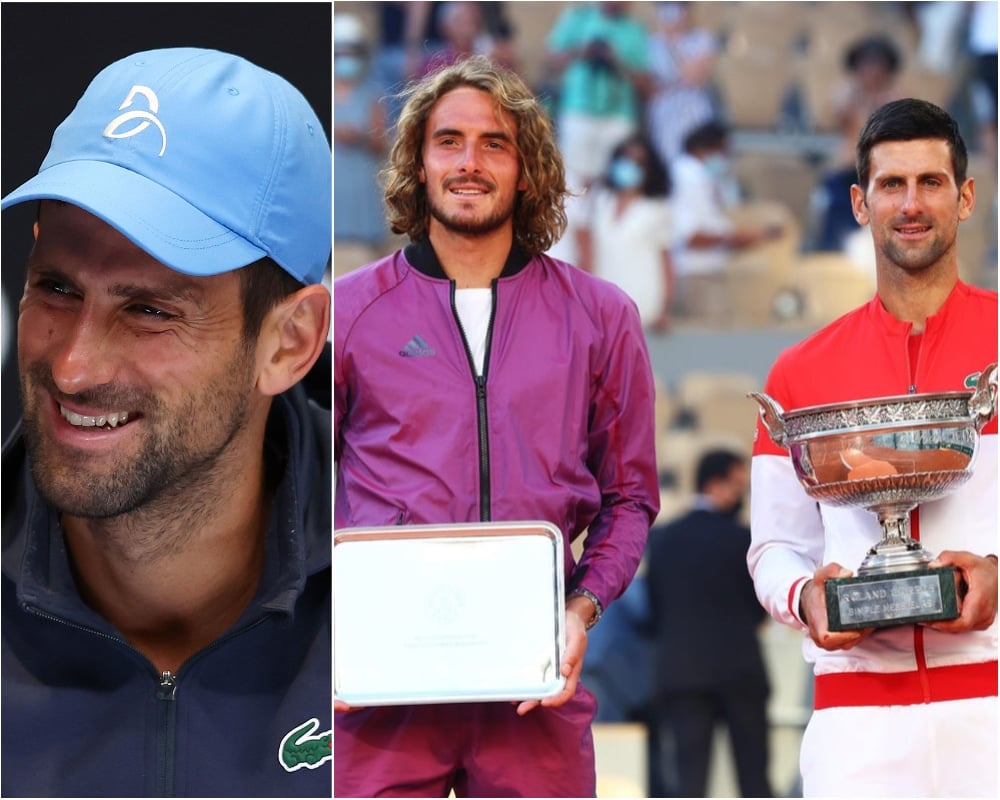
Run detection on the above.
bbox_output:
[102,85,167,156]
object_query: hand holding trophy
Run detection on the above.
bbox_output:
[750,363,997,631]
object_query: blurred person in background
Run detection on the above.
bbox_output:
[646,449,774,799]
[576,133,676,334]
[912,1,968,75]
[334,14,391,268]
[544,1,652,190]
[968,0,998,166]
[578,560,655,795]
[646,1,722,168]
[544,2,652,266]
[370,2,444,125]
[478,2,519,73]
[669,121,782,320]
[812,34,904,253]
[579,564,652,726]
[420,1,518,77]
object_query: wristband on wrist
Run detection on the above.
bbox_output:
[568,587,603,630]
[797,580,810,626]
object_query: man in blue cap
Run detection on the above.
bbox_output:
[1,48,332,797]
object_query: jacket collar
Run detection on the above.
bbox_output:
[404,236,532,280]
[867,279,970,336]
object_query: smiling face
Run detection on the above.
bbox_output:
[18,201,263,519]
[419,86,526,240]
[851,138,974,276]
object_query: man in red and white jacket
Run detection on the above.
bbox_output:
[749,98,997,797]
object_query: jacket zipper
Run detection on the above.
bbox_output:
[907,323,922,394]
[450,280,498,521]
[25,605,272,795]
[902,332,928,682]
[156,671,178,797]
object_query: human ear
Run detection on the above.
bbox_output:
[850,184,869,225]
[255,284,330,397]
[958,176,975,222]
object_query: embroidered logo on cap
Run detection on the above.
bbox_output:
[103,85,167,156]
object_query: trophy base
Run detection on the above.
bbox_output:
[825,566,959,631]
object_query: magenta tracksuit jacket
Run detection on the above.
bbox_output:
[333,240,660,797]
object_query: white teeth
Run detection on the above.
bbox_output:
[59,406,129,429]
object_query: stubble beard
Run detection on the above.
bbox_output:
[428,192,516,238]
[20,346,256,522]
[881,228,955,274]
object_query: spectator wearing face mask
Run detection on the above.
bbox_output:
[669,120,781,319]
[334,14,390,261]
[576,134,676,333]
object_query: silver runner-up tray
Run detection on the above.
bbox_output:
[333,521,567,706]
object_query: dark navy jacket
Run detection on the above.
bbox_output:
[1,362,332,797]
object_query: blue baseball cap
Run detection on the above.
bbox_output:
[2,48,331,285]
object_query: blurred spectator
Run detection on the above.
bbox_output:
[544,1,653,190]
[968,0,998,163]
[334,14,390,254]
[420,1,483,76]
[580,561,657,796]
[420,1,518,77]
[913,1,968,73]
[576,134,676,334]
[479,2,519,72]
[669,121,781,319]
[543,2,653,266]
[646,449,773,799]
[646,1,722,167]
[370,2,445,123]
[580,565,652,725]
[812,34,904,252]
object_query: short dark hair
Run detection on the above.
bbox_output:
[695,448,744,493]
[237,257,305,342]
[683,121,728,155]
[855,98,968,190]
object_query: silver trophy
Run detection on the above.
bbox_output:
[749,363,997,631]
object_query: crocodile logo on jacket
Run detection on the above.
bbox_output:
[278,718,332,772]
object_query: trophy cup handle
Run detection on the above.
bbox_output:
[748,391,788,447]
[969,362,998,431]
